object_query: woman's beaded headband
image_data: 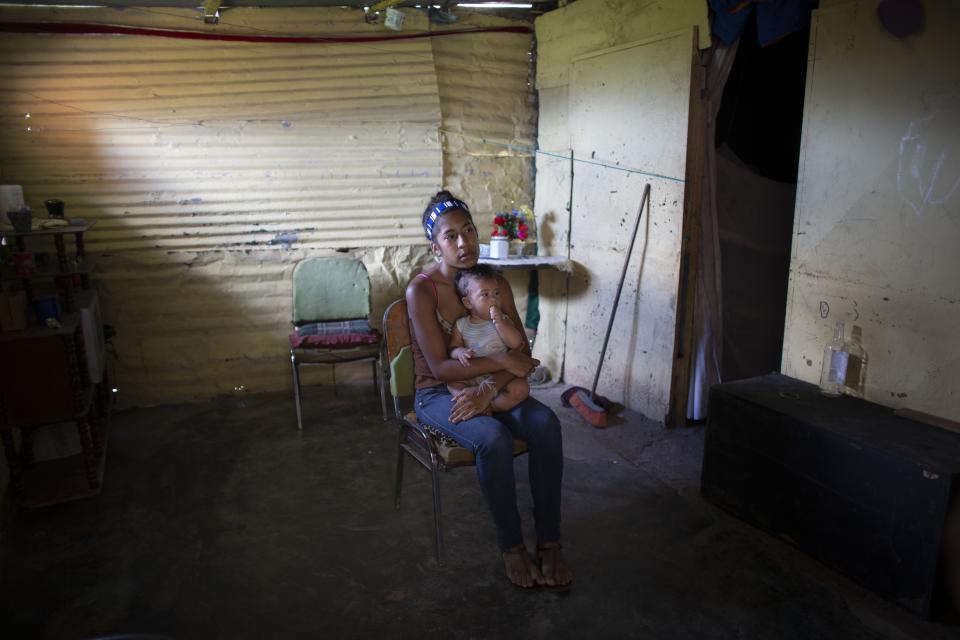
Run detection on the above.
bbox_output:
[424,199,470,240]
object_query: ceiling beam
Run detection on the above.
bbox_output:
[0,1,555,6]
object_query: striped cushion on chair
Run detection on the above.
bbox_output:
[405,412,528,468]
[288,330,380,348]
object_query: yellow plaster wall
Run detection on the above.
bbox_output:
[782,0,960,420]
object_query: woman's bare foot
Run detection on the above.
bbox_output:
[537,542,573,590]
[502,545,545,589]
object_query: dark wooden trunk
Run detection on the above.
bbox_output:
[702,373,960,618]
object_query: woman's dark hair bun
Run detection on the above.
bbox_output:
[430,190,455,206]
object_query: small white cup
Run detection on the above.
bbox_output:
[490,237,509,259]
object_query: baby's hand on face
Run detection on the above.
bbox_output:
[489,305,502,321]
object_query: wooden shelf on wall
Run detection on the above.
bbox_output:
[0,221,95,238]
[0,221,110,508]
[0,312,80,344]
[478,255,572,272]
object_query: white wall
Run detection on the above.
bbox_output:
[533,0,708,420]
[783,0,960,420]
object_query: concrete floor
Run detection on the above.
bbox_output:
[0,382,958,640]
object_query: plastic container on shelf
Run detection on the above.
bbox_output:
[44,199,65,219]
[7,208,32,232]
[490,236,509,259]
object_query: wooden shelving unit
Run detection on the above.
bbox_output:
[0,221,110,507]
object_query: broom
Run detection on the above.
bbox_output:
[564,184,651,428]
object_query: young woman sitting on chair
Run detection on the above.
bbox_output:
[405,191,573,591]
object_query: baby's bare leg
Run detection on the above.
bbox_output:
[490,377,530,412]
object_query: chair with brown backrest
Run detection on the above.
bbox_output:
[381,298,527,563]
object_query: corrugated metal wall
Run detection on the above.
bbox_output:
[0,7,536,406]
[0,7,442,252]
[433,13,536,220]
[432,13,537,325]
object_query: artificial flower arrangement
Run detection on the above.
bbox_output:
[492,205,534,241]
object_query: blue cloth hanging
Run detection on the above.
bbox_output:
[710,0,813,47]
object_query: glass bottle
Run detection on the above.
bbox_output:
[819,321,847,397]
[841,325,868,398]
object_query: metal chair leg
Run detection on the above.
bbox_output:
[394,429,405,508]
[430,452,444,564]
[376,357,389,422]
[291,352,304,431]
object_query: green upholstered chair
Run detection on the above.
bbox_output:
[381,299,527,563]
[289,256,386,430]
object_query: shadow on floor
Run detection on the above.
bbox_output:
[0,383,956,640]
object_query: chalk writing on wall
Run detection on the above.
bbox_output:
[897,97,960,218]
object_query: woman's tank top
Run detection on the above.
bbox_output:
[409,272,454,389]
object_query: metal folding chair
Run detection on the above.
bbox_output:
[381,298,526,562]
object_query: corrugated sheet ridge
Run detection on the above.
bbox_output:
[0,8,442,254]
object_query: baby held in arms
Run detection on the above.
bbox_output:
[448,265,530,412]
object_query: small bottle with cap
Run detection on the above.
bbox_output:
[819,321,868,398]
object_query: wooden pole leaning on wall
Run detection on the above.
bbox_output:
[666,26,706,428]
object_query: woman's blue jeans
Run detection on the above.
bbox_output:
[414,384,563,550]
